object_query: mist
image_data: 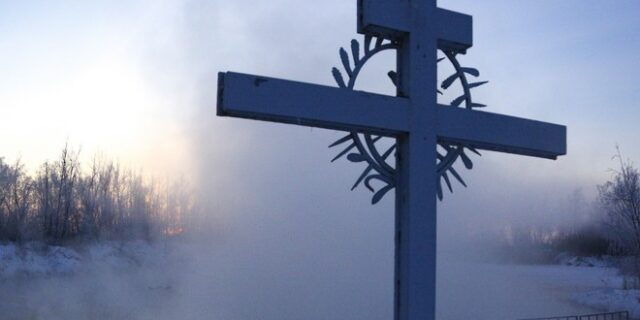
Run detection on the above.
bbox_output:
[2,0,640,319]
[173,1,639,318]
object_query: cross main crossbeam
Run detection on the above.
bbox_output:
[217,72,408,135]
[436,107,566,159]
[218,72,566,159]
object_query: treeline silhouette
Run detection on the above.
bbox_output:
[496,148,640,287]
[0,145,191,244]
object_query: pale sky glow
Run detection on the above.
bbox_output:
[0,0,191,173]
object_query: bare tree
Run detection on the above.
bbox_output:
[598,148,640,255]
[0,144,193,243]
[40,144,81,242]
[0,158,10,238]
[0,159,35,241]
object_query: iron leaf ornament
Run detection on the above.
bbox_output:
[329,35,488,204]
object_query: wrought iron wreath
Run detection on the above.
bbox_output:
[329,35,488,204]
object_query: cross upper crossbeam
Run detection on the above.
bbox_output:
[358,0,473,52]
[218,72,566,159]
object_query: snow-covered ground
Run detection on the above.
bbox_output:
[1,241,638,320]
[549,253,640,318]
[0,241,177,320]
[0,241,163,278]
[573,288,640,318]
[555,253,615,268]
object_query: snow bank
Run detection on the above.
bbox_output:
[0,241,160,278]
[554,254,640,318]
[85,240,161,270]
[0,243,82,277]
[555,253,612,268]
[572,289,640,318]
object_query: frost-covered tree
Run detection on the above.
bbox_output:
[0,159,35,241]
[0,158,10,238]
[598,149,640,255]
[0,145,191,243]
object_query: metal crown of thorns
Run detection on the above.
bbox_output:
[329,35,488,204]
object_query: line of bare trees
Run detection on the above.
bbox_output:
[0,145,192,244]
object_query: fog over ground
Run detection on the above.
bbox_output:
[189,0,640,267]
[185,1,640,318]
[2,0,640,319]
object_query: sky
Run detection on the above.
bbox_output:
[2,1,640,319]
[0,0,192,173]
[1,0,639,251]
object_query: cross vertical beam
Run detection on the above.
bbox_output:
[358,0,472,53]
[395,1,438,319]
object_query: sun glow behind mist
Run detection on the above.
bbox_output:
[0,1,192,175]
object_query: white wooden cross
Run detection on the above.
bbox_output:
[216,1,566,319]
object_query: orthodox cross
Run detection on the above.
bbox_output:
[216,1,566,319]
